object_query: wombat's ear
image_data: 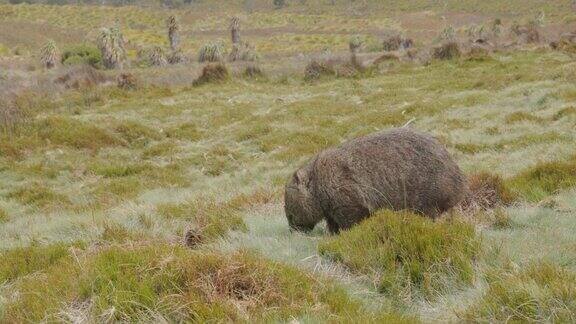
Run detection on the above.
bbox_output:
[294,168,307,186]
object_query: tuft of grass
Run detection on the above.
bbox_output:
[7,182,71,209]
[100,222,139,243]
[319,210,481,299]
[463,172,516,210]
[0,243,74,282]
[505,111,543,123]
[113,120,162,145]
[193,63,230,86]
[552,106,576,121]
[165,122,203,141]
[156,197,247,241]
[464,262,576,322]
[88,162,152,178]
[507,157,576,202]
[3,245,413,322]
[141,141,178,159]
[0,208,9,223]
[35,116,121,151]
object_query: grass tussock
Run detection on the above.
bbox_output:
[462,172,516,210]
[507,157,576,202]
[7,182,71,209]
[0,208,9,223]
[464,262,576,322]
[54,65,108,90]
[112,119,162,146]
[505,111,543,123]
[156,197,247,242]
[552,106,576,121]
[0,243,75,282]
[36,116,121,151]
[318,210,481,299]
[2,245,412,323]
[432,42,461,60]
[193,63,230,86]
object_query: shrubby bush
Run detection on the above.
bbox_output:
[61,44,102,68]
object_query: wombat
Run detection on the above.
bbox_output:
[284,128,466,234]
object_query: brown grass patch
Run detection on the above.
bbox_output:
[193,63,230,86]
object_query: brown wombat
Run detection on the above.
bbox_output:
[284,128,466,234]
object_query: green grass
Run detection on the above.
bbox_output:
[507,157,576,202]
[0,243,75,282]
[464,262,576,322]
[156,197,247,241]
[2,245,413,322]
[6,182,71,209]
[1,25,576,321]
[318,210,481,300]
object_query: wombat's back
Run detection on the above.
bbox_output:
[310,128,465,232]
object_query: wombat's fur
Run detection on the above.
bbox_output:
[284,128,466,233]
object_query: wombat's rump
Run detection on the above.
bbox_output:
[284,128,466,233]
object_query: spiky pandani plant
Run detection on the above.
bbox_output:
[97,26,127,69]
[40,40,59,69]
[230,16,241,45]
[349,35,362,67]
[349,35,362,54]
[167,15,180,52]
[198,42,224,63]
[149,46,168,67]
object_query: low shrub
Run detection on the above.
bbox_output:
[319,210,480,299]
[61,44,102,68]
[464,262,576,322]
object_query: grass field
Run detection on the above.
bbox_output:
[1,1,576,322]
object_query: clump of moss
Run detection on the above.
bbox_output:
[3,246,412,323]
[507,158,576,202]
[464,262,576,322]
[505,111,542,123]
[319,210,480,299]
